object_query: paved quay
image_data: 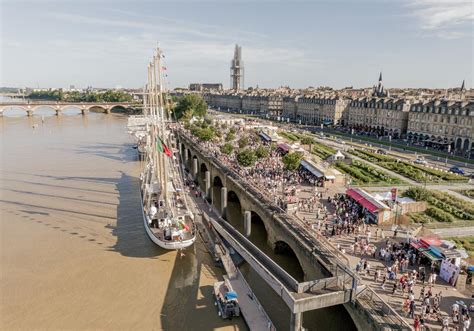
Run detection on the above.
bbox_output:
[294,185,473,331]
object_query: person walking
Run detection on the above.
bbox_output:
[409,300,416,318]
[413,315,420,331]
[381,275,386,291]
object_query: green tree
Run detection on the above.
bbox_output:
[225,132,236,142]
[221,143,233,155]
[191,126,215,141]
[403,187,431,201]
[173,94,207,120]
[238,137,249,148]
[300,136,315,146]
[282,152,304,171]
[236,149,257,167]
[255,146,269,159]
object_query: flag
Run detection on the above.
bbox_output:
[156,137,164,153]
[163,142,173,157]
[156,136,172,157]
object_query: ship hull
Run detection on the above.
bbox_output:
[140,192,195,250]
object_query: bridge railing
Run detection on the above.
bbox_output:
[355,286,412,331]
[179,130,353,272]
[179,130,413,330]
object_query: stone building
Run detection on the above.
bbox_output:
[407,100,474,157]
[295,96,349,126]
[346,97,411,138]
[261,95,283,118]
[282,96,299,121]
[189,83,223,91]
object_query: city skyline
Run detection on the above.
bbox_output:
[1,0,473,89]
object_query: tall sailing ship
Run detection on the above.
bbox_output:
[130,47,195,250]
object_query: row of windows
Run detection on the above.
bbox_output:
[410,114,473,126]
[350,103,403,110]
[408,124,471,136]
[411,105,471,116]
[299,99,337,105]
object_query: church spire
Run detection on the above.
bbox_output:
[379,72,383,82]
[461,79,465,91]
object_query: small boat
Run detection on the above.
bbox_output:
[213,277,240,320]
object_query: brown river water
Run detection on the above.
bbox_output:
[0,111,246,331]
[1,108,355,331]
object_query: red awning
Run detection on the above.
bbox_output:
[358,199,380,213]
[346,188,382,213]
[410,242,422,250]
[346,188,364,202]
[420,237,442,248]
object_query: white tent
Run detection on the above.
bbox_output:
[329,150,345,161]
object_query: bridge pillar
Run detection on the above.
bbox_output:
[244,210,251,237]
[184,147,188,163]
[55,108,61,116]
[26,110,33,117]
[205,170,211,200]
[290,312,302,331]
[192,158,198,180]
[220,186,227,218]
[105,107,111,114]
[81,108,88,115]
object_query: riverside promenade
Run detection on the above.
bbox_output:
[295,184,472,331]
[178,128,413,330]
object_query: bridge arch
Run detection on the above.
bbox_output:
[1,106,29,116]
[110,105,127,113]
[88,105,108,113]
[226,190,243,226]
[274,240,305,281]
[60,106,82,115]
[212,175,224,212]
[186,149,192,170]
[249,210,269,245]
[31,106,57,116]
[199,162,209,193]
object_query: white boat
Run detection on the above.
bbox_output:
[138,47,196,250]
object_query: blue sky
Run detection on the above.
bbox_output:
[1,0,472,89]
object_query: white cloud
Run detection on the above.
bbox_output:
[407,0,473,39]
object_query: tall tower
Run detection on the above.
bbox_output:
[230,44,244,90]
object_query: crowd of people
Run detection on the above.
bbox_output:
[179,123,472,331]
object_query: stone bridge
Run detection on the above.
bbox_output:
[178,132,344,282]
[0,101,141,116]
[177,131,412,331]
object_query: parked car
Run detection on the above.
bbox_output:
[376,149,387,155]
[336,139,346,145]
[414,157,427,165]
[449,166,465,175]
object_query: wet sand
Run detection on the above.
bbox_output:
[0,113,246,331]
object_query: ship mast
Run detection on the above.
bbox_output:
[147,47,170,210]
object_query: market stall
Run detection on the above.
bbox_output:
[345,188,390,224]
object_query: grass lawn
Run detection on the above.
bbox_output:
[349,148,468,183]
[335,160,404,186]
[405,188,474,226]
[456,189,474,199]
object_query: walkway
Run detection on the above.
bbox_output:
[297,193,472,331]
[186,184,275,331]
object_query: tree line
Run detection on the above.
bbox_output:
[27,90,134,103]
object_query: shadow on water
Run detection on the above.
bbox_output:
[159,240,245,331]
[107,171,166,258]
[73,143,138,162]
